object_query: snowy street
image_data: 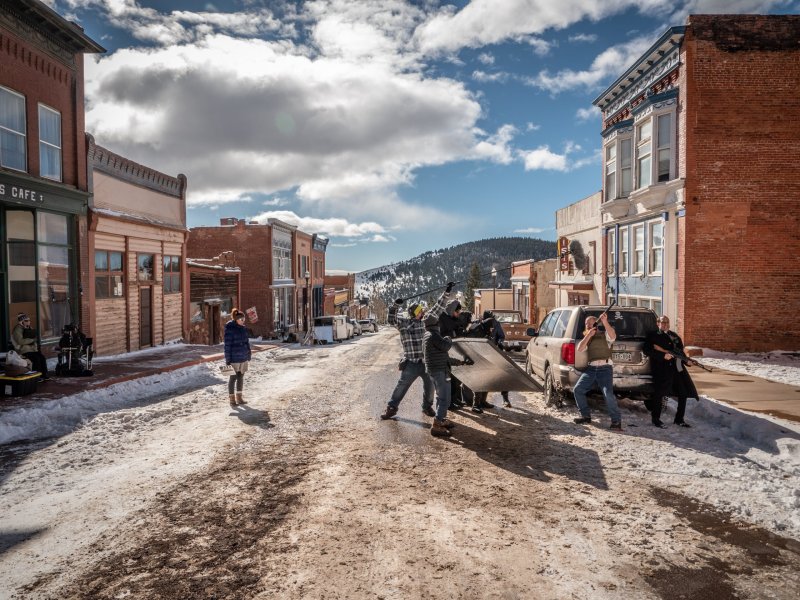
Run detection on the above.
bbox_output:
[1,329,799,599]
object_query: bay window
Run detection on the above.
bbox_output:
[657,113,672,182]
[604,144,616,201]
[636,120,652,189]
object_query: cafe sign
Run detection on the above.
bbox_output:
[0,172,88,214]
[0,182,45,203]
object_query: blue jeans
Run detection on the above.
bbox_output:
[429,370,451,421]
[573,365,621,423]
[389,360,434,410]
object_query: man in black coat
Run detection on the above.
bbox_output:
[439,300,468,410]
[643,316,699,428]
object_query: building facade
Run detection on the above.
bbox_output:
[87,137,188,355]
[188,218,326,339]
[511,258,558,327]
[0,0,103,352]
[552,192,603,308]
[186,252,240,346]
[593,15,800,351]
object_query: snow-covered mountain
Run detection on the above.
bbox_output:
[355,237,556,306]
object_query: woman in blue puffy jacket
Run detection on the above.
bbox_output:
[224,308,251,406]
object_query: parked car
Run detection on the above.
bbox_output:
[358,319,377,333]
[347,317,362,336]
[524,305,658,405]
[491,309,532,351]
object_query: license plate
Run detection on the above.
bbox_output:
[612,351,633,362]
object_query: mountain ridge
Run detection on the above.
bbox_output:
[355,236,557,306]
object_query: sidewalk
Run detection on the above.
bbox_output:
[1,341,279,410]
[690,365,800,424]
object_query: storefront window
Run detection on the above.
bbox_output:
[7,210,36,333]
[38,245,70,339]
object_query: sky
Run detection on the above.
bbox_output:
[47,0,799,271]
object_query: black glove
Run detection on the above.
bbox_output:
[464,356,474,365]
[394,298,404,305]
[445,281,455,293]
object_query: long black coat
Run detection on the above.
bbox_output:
[644,329,699,400]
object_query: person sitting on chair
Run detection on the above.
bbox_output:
[11,313,49,381]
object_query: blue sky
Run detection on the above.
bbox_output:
[49,0,798,271]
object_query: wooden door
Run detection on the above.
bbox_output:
[139,287,152,348]
[211,305,221,345]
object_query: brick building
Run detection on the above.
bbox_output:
[593,14,800,352]
[0,0,103,352]
[187,218,326,339]
[186,252,240,345]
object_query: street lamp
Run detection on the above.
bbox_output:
[304,270,311,334]
[491,267,497,311]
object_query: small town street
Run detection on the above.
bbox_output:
[1,330,799,599]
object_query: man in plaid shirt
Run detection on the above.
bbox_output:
[380,283,454,420]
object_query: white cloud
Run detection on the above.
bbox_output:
[521,36,553,56]
[472,70,510,83]
[477,52,494,65]
[249,210,388,238]
[514,226,551,234]
[63,0,281,45]
[524,33,656,93]
[525,122,541,132]
[569,33,598,43]
[263,198,288,207]
[521,146,569,171]
[576,106,600,122]
[471,124,517,165]
[414,0,677,55]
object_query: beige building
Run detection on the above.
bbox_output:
[552,191,603,307]
[87,136,187,355]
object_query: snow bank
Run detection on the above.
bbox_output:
[0,364,220,446]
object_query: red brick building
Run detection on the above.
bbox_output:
[188,218,326,339]
[186,252,240,345]
[593,14,800,352]
[0,0,103,352]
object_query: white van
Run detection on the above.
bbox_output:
[313,315,349,344]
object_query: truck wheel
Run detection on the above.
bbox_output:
[544,367,561,408]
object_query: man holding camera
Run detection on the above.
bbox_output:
[572,312,622,430]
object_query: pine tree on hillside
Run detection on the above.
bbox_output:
[464,261,482,313]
